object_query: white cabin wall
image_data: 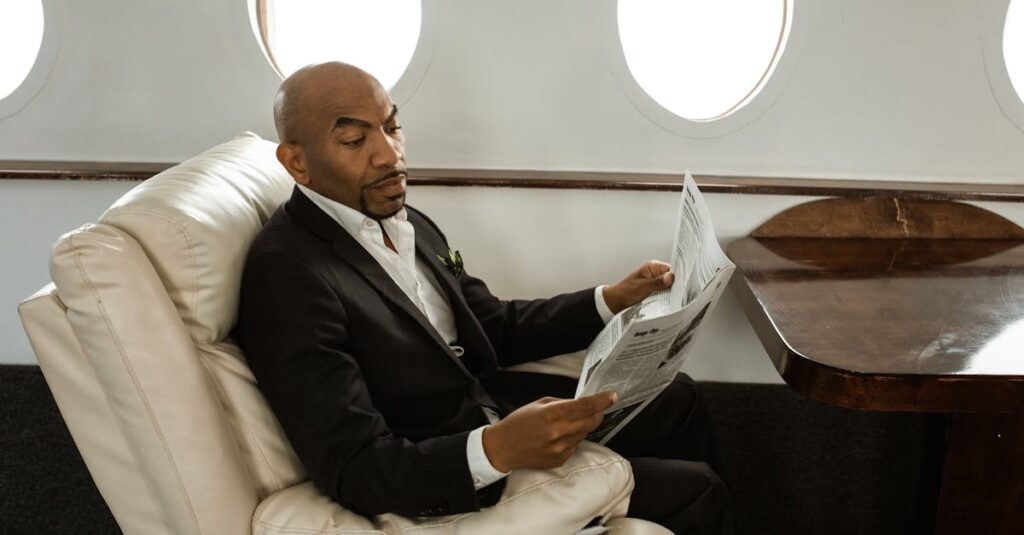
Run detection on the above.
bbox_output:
[1,0,1023,376]
[1,0,1022,176]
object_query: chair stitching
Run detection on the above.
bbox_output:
[254,519,382,535]
[498,456,628,501]
[598,457,635,523]
[398,457,630,533]
[105,209,202,336]
[252,457,630,534]
[67,233,203,535]
[196,344,284,492]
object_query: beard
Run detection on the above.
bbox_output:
[360,191,405,220]
[359,170,407,220]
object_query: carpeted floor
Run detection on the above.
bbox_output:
[1,365,119,534]
[0,364,939,534]
[702,382,938,535]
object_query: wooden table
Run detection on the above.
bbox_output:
[727,198,1024,534]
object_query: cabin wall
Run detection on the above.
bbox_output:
[2,0,1023,379]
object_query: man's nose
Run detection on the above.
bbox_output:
[370,131,402,168]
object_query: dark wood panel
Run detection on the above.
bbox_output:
[728,237,1024,392]
[728,197,1024,532]
[935,413,1024,534]
[410,169,1024,201]
[752,197,1024,239]
[0,160,173,181]
[749,237,1023,276]
[1,161,1022,201]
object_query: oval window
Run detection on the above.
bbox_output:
[0,0,45,101]
[617,0,791,122]
[253,0,421,89]
[1007,0,1024,102]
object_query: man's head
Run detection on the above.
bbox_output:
[274,62,407,220]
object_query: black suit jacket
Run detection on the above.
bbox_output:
[234,188,604,517]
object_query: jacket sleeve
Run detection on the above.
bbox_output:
[459,272,605,366]
[234,250,486,517]
[408,206,606,367]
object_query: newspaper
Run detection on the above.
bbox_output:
[575,171,735,444]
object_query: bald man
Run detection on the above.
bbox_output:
[235,62,733,534]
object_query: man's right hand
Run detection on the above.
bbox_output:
[481,391,618,472]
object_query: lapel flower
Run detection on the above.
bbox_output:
[436,248,464,279]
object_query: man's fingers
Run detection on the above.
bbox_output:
[580,391,617,416]
[646,260,671,275]
[555,392,617,420]
[560,430,590,450]
[600,390,619,407]
[580,411,605,434]
[636,260,672,286]
[636,270,673,293]
[590,391,618,414]
[552,398,598,421]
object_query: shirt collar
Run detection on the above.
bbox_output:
[295,183,407,240]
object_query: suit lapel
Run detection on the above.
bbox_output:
[285,188,473,376]
[408,210,498,374]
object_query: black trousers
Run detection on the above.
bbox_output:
[485,371,735,535]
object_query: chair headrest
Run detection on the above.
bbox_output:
[100,132,294,343]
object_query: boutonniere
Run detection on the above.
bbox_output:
[436,249,464,279]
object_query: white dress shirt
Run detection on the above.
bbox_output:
[296,185,615,490]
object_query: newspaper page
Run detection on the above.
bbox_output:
[576,171,735,444]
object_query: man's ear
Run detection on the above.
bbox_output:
[276,143,311,185]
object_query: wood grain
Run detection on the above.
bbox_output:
[751,197,1024,239]
[729,198,1024,532]
[728,237,1024,411]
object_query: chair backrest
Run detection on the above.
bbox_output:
[20,132,307,534]
[18,132,670,535]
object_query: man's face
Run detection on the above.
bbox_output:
[298,75,407,220]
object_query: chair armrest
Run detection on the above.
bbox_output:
[253,441,634,534]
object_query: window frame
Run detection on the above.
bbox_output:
[983,0,1024,135]
[250,0,433,105]
[0,0,61,119]
[607,0,807,139]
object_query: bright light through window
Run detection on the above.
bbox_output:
[618,0,791,121]
[0,0,44,101]
[1007,0,1024,103]
[257,0,421,89]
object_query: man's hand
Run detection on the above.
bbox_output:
[481,391,618,472]
[602,260,674,314]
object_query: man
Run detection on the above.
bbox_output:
[235,62,732,534]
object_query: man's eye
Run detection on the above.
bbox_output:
[387,125,403,135]
[341,138,364,147]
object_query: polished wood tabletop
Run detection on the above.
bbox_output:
[725,198,1024,533]
[728,236,1024,412]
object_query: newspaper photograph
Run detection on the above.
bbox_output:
[576,171,735,444]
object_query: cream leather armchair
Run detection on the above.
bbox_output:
[18,133,670,535]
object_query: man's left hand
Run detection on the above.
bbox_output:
[602,260,674,314]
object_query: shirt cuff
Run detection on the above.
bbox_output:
[467,426,509,490]
[594,285,615,324]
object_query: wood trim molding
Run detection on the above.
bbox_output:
[1,161,1021,202]
[409,169,1024,201]
[0,160,173,181]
